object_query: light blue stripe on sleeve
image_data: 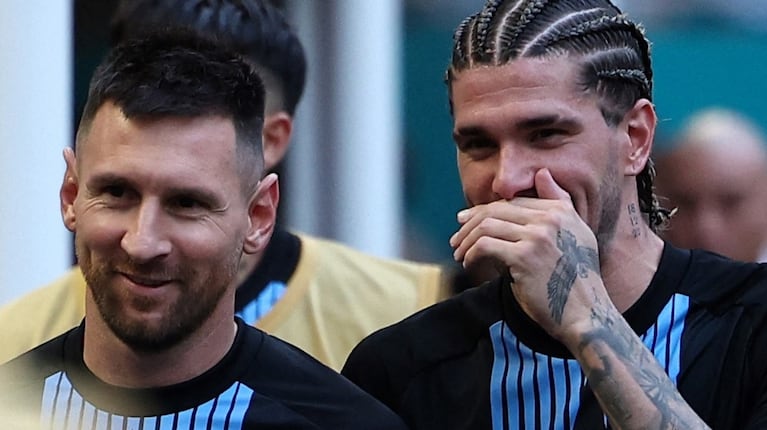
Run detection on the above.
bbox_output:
[236,281,288,324]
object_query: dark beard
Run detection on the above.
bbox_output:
[78,244,240,353]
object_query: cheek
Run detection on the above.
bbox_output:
[176,223,244,261]
[75,211,128,251]
[458,159,495,198]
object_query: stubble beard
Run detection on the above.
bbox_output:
[594,150,623,257]
[77,238,242,353]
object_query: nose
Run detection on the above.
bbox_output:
[491,144,536,200]
[120,201,172,263]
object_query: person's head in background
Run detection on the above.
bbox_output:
[655,108,767,262]
[110,0,307,172]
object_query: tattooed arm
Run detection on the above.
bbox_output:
[563,298,709,429]
[451,169,709,429]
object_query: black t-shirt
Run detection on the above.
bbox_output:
[0,318,406,429]
[342,244,767,429]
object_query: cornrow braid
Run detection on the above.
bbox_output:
[496,0,550,61]
[452,15,476,70]
[531,14,625,51]
[447,0,669,232]
[596,68,650,101]
[471,0,503,63]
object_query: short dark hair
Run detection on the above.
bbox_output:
[78,29,267,180]
[110,0,306,115]
[447,0,670,231]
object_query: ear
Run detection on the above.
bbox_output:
[262,112,293,171]
[622,99,657,176]
[60,147,79,232]
[243,172,280,255]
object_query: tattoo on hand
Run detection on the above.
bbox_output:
[547,229,599,324]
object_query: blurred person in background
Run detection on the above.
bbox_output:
[655,107,767,262]
[0,0,451,370]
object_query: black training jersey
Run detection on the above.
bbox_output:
[0,318,406,429]
[342,244,767,429]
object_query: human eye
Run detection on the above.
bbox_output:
[456,137,497,159]
[168,194,211,216]
[104,185,125,198]
[96,183,136,206]
[530,128,566,144]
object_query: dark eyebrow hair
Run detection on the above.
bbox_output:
[515,115,582,132]
[86,173,132,190]
[86,173,224,208]
[453,114,583,140]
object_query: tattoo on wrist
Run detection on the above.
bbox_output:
[547,229,599,324]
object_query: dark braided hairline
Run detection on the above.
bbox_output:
[494,0,548,60]
[596,69,650,98]
[447,1,668,231]
[519,8,606,56]
[453,15,475,68]
[472,0,502,62]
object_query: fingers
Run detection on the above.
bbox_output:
[450,168,577,269]
[451,214,520,265]
[534,168,570,201]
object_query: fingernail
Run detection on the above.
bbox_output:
[457,209,469,223]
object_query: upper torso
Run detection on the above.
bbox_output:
[0,319,407,429]
[342,243,767,429]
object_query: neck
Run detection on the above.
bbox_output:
[599,217,664,313]
[235,251,263,285]
[83,294,238,388]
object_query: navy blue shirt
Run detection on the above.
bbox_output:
[0,318,406,429]
[343,244,767,429]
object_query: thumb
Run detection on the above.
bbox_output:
[534,168,570,201]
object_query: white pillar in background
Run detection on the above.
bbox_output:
[332,0,403,258]
[286,1,403,259]
[0,1,72,305]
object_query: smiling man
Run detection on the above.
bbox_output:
[343,1,767,429]
[0,30,405,429]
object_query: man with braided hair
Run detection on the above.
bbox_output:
[343,1,767,428]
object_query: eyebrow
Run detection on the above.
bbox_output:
[87,173,224,207]
[453,114,583,139]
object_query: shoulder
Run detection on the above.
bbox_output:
[296,232,443,278]
[0,268,86,363]
[293,231,451,305]
[342,280,503,404]
[0,331,69,406]
[236,325,407,429]
[677,248,767,307]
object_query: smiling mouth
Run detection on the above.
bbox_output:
[120,273,172,287]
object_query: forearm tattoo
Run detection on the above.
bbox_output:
[547,229,599,324]
[577,306,705,429]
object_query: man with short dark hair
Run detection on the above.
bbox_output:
[0,30,405,429]
[0,0,450,370]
